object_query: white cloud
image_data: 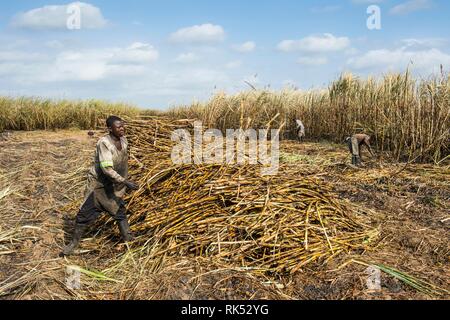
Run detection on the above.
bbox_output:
[278,33,350,53]
[163,69,230,89]
[401,38,448,48]
[169,23,225,44]
[0,43,239,106]
[232,41,256,53]
[2,42,159,82]
[174,52,199,63]
[113,43,159,64]
[45,40,65,49]
[0,38,30,50]
[297,56,328,66]
[53,53,108,81]
[226,60,242,69]
[0,51,47,62]
[344,47,360,56]
[10,2,107,30]
[347,47,450,72]
[0,63,43,78]
[390,0,433,15]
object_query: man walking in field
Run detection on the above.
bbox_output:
[345,133,374,166]
[62,116,139,256]
[295,119,305,142]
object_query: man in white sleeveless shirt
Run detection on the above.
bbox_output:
[295,119,305,141]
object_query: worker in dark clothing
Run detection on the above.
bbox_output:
[345,133,374,166]
[62,116,139,256]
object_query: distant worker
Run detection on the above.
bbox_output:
[62,116,139,256]
[345,134,374,166]
[0,130,12,141]
[295,119,305,142]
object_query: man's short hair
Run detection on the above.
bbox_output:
[106,116,123,128]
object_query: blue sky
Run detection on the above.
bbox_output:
[0,0,449,108]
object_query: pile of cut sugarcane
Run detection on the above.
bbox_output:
[104,118,378,274]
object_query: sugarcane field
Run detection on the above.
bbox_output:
[0,1,449,307]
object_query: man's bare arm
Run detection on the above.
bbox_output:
[364,139,375,157]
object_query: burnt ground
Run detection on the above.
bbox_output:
[0,131,448,300]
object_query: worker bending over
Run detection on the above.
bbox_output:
[345,133,374,166]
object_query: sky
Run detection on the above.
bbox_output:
[0,0,449,109]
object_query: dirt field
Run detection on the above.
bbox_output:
[0,130,448,300]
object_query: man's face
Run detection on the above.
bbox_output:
[110,120,125,138]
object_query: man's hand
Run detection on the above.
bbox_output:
[124,180,139,190]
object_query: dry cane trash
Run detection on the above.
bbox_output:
[95,117,378,275]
